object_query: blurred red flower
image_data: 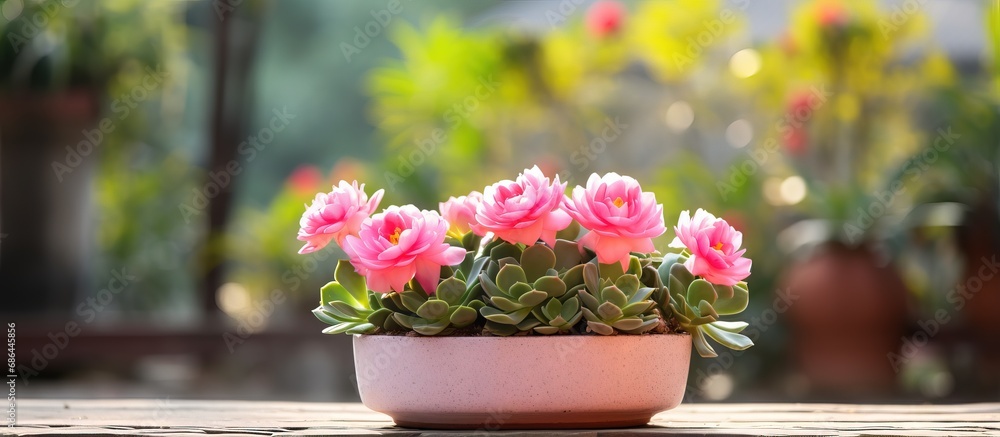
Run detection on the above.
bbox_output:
[586,1,625,38]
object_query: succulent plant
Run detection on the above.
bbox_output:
[656,253,753,357]
[313,259,485,336]
[477,241,590,335]
[384,276,484,336]
[531,295,583,334]
[312,260,380,335]
[578,262,660,335]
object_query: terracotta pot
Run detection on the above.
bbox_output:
[353,333,691,429]
[783,242,910,397]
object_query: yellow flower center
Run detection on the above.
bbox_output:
[612,197,624,208]
[713,242,724,251]
[389,227,402,245]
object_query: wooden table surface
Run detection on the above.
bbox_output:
[6,399,1000,436]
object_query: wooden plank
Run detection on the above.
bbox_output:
[6,399,1000,436]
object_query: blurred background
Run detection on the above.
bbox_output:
[1,0,998,403]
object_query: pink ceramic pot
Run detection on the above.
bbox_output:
[353,333,692,429]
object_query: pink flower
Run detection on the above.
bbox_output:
[342,205,467,294]
[296,181,383,255]
[586,1,625,38]
[473,166,571,247]
[439,191,483,235]
[669,209,752,286]
[564,173,666,270]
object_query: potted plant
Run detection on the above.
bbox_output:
[295,167,753,429]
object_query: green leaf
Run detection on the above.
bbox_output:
[670,262,695,286]
[521,244,557,282]
[479,274,504,297]
[490,242,523,262]
[366,308,394,327]
[698,300,719,320]
[578,290,600,311]
[587,321,614,335]
[614,275,640,296]
[601,286,628,309]
[515,316,541,331]
[321,281,358,307]
[714,282,750,316]
[630,287,656,304]
[392,313,420,329]
[497,265,528,291]
[542,297,562,320]
[329,301,365,320]
[449,306,478,327]
[555,220,580,241]
[711,321,749,333]
[490,296,522,312]
[627,256,643,276]
[335,260,368,306]
[657,253,684,287]
[416,300,450,320]
[687,279,718,306]
[553,239,583,270]
[561,296,581,320]
[703,323,754,350]
[533,276,567,298]
[413,319,450,336]
[322,322,357,334]
[691,328,718,358]
[561,263,585,286]
[517,290,548,307]
[482,307,532,324]
[583,263,600,295]
[509,282,534,298]
[465,256,489,291]
[312,307,344,325]
[400,290,428,313]
[621,301,654,317]
[534,326,559,335]
[612,318,644,331]
[435,277,466,305]
[598,262,625,282]
[597,301,624,320]
[344,323,377,335]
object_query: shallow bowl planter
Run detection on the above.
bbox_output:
[353,333,691,429]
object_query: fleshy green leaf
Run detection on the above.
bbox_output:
[416,300,450,320]
[587,321,614,335]
[598,262,625,282]
[534,276,567,298]
[335,260,368,305]
[687,279,718,306]
[601,285,628,309]
[490,242,523,262]
[703,323,754,350]
[553,239,583,270]
[521,244,557,282]
[597,301,624,320]
[517,290,548,307]
[714,282,750,316]
[691,328,718,358]
[614,275,640,296]
[497,265,528,291]
[583,263,600,295]
[449,306,478,327]
[321,281,357,307]
[490,296,522,312]
[711,321,749,333]
[435,277,466,305]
